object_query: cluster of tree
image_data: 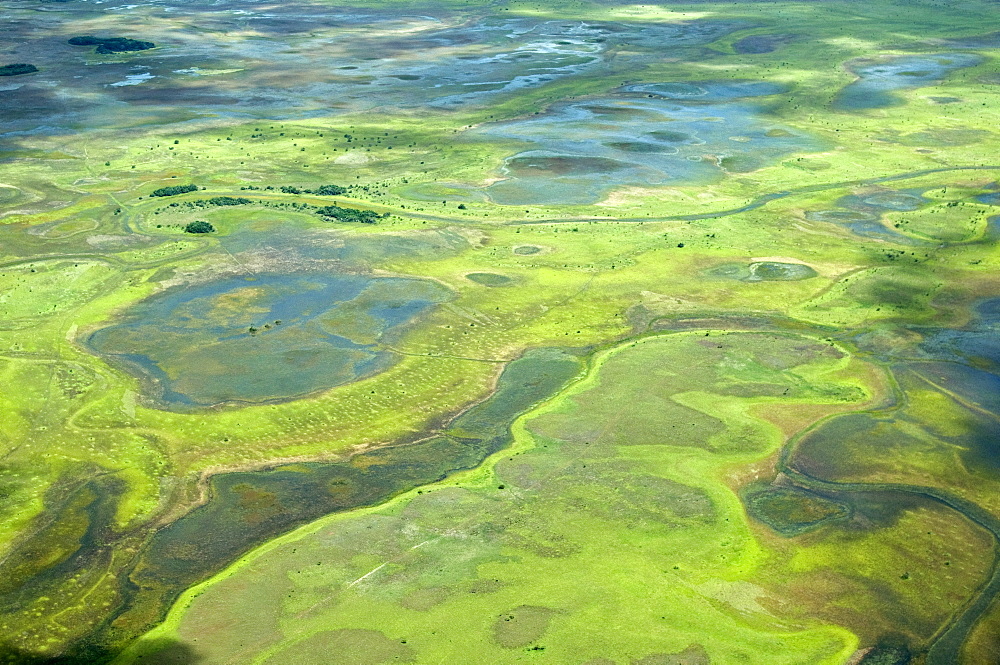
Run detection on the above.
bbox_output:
[184,221,215,234]
[150,184,198,197]
[204,196,251,206]
[151,189,385,223]
[68,36,155,54]
[0,64,38,77]
[314,184,348,196]
[280,184,348,196]
[315,205,386,224]
[236,184,348,195]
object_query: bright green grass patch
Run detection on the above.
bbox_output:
[0,261,120,325]
[884,202,990,242]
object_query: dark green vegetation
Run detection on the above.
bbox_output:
[182,220,212,234]
[203,196,250,206]
[67,36,155,54]
[313,184,348,196]
[2,0,1000,662]
[465,272,513,287]
[708,261,818,281]
[316,205,386,223]
[150,185,197,198]
[0,64,37,76]
[744,486,851,535]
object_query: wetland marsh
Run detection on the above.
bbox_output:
[2,0,1000,663]
[86,272,449,408]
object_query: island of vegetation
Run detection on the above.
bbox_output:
[0,63,38,76]
[316,204,386,223]
[183,221,214,234]
[68,36,155,54]
[278,184,348,195]
[150,184,198,197]
[202,196,251,206]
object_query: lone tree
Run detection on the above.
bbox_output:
[184,220,215,234]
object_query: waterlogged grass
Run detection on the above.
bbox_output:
[119,332,878,665]
[6,166,1000,657]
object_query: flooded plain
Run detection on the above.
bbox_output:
[476,82,817,204]
[833,53,982,110]
[0,4,742,140]
[806,188,932,244]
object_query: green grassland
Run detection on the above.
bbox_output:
[1,0,1000,661]
[119,332,877,665]
[117,332,991,665]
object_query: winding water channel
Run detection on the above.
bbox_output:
[773,300,1000,664]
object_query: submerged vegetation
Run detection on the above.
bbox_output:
[67,36,155,53]
[1,0,1000,663]
[0,64,37,76]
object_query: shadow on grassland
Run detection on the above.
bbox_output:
[0,640,200,665]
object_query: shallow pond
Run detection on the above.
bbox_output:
[708,261,818,281]
[476,85,817,204]
[833,53,982,111]
[805,189,929,244]
[87,272,449,408]
[624,79,788,101]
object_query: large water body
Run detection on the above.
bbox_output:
[0,9,741,139]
